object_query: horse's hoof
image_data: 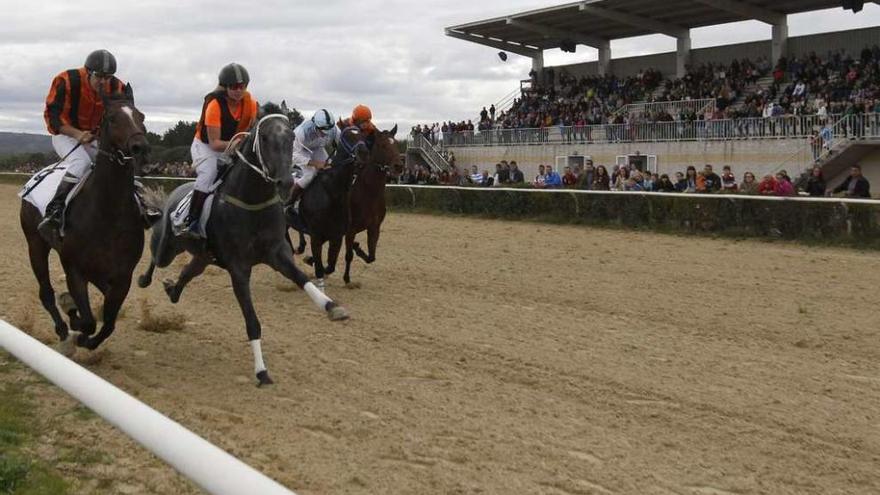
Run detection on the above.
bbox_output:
[314,279,326,291]
[304,256,314,266]
[256,370,274,387]
[325,266,335,275]
[58,334,77,358]
[326,303,350,321]
[75,332,96,349]
[137,274,152,288]
[162,279,180,304]
[58,292,76,314]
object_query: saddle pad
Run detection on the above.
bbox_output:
[170,189,215,238]
[19,162,92,217]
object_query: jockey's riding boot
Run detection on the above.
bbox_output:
[37,179,76,249]
[285,184,304,213]
[181,189,208,238]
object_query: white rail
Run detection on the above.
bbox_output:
[0,319,297,495]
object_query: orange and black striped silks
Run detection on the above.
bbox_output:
[44,67,125,135]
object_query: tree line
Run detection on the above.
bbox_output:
[0,106,305,171]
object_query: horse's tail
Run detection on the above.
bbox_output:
[140,185,167,228]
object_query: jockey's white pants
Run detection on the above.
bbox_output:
[52,134,97,183]
[295,165,317,188]
[190,140,220,193]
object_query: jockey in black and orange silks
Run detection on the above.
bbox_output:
[182,62,258,237]
[38,49,127,242]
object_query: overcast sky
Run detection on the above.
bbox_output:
[1,1,878,136]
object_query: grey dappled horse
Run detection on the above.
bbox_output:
[139,102,349,386]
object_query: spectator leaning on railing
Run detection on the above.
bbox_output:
[831,165,871,197]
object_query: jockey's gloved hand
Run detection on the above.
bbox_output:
[218,154,233,167]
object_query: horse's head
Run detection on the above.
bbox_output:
[371,124,404,177]
[330,126,370,169]
[242,101,294,200]
[100,83,149,169]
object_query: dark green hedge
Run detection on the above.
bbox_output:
[386,186,880,247]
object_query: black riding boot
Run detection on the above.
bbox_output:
[285,184,304,212]
[37,179,77,249]
[181,189,208,238]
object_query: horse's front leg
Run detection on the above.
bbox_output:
[78,277,131,350]
[268,245,349,321]
[309,235,326,289]
[63,267,96,337]
[343,231,356,286]
[228,266,272,387]
[353,225,380,264]
[296,231,307,255]
[325,236,343,276]
[163,254,209,304]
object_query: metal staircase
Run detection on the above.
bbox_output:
[407,134,451,173]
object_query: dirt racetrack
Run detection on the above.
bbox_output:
[2,182,880,495]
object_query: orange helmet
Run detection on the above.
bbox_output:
[351,104,372,124]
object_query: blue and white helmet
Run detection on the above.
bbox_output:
[311,109,335,131]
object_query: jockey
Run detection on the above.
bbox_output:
[184,63,258,236]
[287,109,338,208]
[337,104,377,144]
[38,49,126,240]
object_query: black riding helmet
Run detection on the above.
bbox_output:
[218,63,250,87]
[84,49,117,75]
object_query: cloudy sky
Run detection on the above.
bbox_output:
[1,1,878,136]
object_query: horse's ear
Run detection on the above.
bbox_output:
[280,100,289,114]
[389,124,398,138]
[124,83,134,102]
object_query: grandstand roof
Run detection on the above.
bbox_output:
[445,0,847,55]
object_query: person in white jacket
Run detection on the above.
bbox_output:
[287,109,338,207]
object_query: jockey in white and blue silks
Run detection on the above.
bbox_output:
[287,109,338,206]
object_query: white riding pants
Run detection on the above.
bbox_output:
[295,165,317,188]
[190,140,220,193]
[52,134,97,182]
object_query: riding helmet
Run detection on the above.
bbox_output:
[311,109,336,130]
[84,49,117,75]
[218,63,250,87]
[352,104,372,123]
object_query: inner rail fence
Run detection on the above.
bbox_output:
[422,113,880,148]
[0,319,297,495]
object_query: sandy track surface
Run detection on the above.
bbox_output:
[1,183,879,494]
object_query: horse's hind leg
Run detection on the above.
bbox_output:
[24,234,69,342]
[296,231,307,254]
[228,266,272,386]
[78,278,131,350]
[64,268,96,337]
[138,261,155,288]
[269,244,349,322]
[163,255,209,304]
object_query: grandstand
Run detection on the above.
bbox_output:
[408,1,880,191]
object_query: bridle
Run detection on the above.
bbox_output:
[95,100,145,166]
[333,126,368,167]
[234,113,291,184]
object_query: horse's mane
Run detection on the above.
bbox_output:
[259,102,285,117]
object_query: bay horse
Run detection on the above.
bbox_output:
[138,103,349,386]
[288,126,369,287]
[342,125,403,286]
[20,83,153,353]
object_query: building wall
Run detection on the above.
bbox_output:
[551,26,880,79]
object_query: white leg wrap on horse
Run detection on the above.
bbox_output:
[304,282,332,310]
[250,339,266,374]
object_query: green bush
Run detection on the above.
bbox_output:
[386,186,880,248]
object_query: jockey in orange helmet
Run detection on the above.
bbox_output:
[337,104,377,139]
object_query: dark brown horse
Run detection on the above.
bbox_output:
[342,125,403,286]
[20,84,153,354]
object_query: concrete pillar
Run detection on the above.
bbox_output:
[676,32,691,78]
[597,40,611,76]
[531,51,544,86]
[771,17,788,65]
